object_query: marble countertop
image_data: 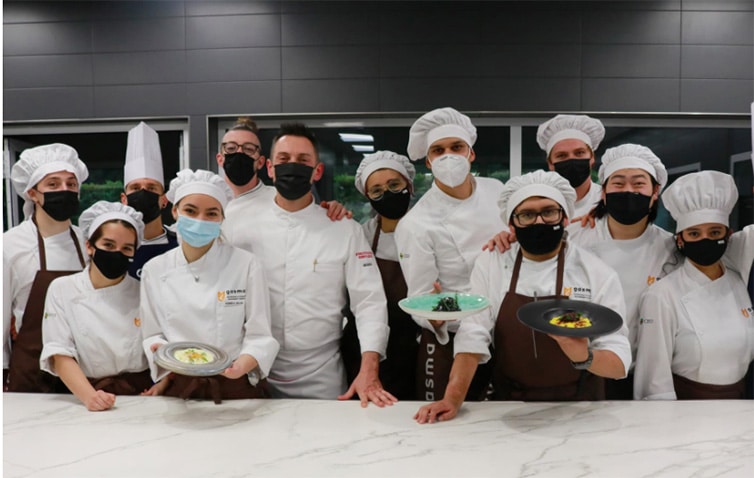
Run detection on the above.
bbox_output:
[3,393,754,477]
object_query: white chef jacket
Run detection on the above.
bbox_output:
[567,218,679,358]
[394,177,506,340]
[40,268,147,379]
[573,180,603,218]
[362,215,399,261]
[634,260,754,400]
[725,224,754,287]
[454,242,632,376]
[140,240,279,384]
[226,198,389,399]
[222,182,276,242]
[3,219,86,368]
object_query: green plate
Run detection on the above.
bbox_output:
[398,293,490,320]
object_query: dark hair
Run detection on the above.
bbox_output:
[88,219,137,249]
[228,116,259,134]
[593,176,660,223]
[270,122,318,160]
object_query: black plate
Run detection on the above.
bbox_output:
[516,299,623,338]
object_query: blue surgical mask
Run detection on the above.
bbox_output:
[176,215,221,247]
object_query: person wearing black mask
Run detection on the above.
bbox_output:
[568,143,679,400]
[226,122,394,406]
[415,170,630,424]
[120,122,177,280]
[635,171,754,400]
[40,201,153,411]
[340,151,420,400]
[4,143,89,393]
[538,114,605,218]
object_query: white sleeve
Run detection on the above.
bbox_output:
[394,220,444,338]
[240,253,279,380]
[453,254,497,363]
[345,226,389,358]
[589,266,632,377]
[725,225,754,284]
[39,279,77,376]
[634,286,678,400]
[3,255,12,369]
[139,265,169,382]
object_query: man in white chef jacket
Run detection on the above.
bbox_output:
[120,122,177,280]
[395,107,506,401]
[227,122,394,406]
[537,114,605,218]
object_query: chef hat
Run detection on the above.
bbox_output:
[124,122,164,188]
[166,169,234,211]
[79,200,145,247]
[354,150,416,195]
[406,107,477,161]
[598,143,668,190]
[10,143,89,219]
[662,171,738,232]
[536,114,605,155]
[498,170,577,223]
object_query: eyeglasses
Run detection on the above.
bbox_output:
[366,179,408,201]
[512,207,563,226]
[222,141,261,157]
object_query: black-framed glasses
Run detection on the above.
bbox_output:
[222,141,261,157]
[512,207,564,226]
[366,179,408,201]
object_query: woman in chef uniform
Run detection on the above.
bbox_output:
[140,169,279,402]
[634,171,754,400]
[40,201,150,411]
[415,171,631,423]
[4,143,89,393]
[342,151,421,399]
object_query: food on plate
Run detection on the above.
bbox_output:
[549,310,592,328]
[174,347,215,364]
[432,294,461,312]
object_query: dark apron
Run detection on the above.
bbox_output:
[672,374,746,400]
[163,374,269,404]
[8,221,85,393]
[493,244,604,401]
[341,219,421,400]
[88,370,153,396]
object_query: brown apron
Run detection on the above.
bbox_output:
[672,374,746,400]
[7,221,85,393]
[341,219,421,400]
[88,370,153,396]
[493,244,604,401]
[163,374,269,404]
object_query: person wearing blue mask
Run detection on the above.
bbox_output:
[139,169,279,402]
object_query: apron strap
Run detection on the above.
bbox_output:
[32,215,86,270]
[508,249,525,294]
[371,216,381,252]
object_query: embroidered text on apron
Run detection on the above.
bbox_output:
[493,244,604,401]
[8,220,85,393]
[672,374,746,400]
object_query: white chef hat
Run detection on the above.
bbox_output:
[79,200,145,247]
[10,143,89,219]
[354,150,416,195]
[662,171,738,232]
[124,122,164,188]
[536,114,605,155]
[406,107,477,161]
[598,143,668,190]
[166,169,234,211]
[498,170,577,223]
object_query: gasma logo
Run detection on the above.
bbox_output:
[646,276,657,286]
[742,307,753,318]
[563,287,572,297]
[217,291,226,302]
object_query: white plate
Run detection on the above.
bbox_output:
[398,293,490,321]
[154,342,232,377]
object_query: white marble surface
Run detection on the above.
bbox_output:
[3,393,754,477]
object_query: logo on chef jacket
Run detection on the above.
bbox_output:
[742,307,753,318]
[399,252,409,260]
[219,289,246,306]
[639,317,654,325]
[356,250,374,267]
[133,317,141,327]
[564,286,591,301]
[646,276,657,286]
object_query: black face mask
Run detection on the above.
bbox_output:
[679,237,728,266]
[40,190,79,221]
[223,152,257,186]
[91,246,133,280]
[274,163,314,201]
[369,188,411,220]
[605,192,652,225]
[126,189,162,223]
[553,158,592,189]
[514,222,565,255]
